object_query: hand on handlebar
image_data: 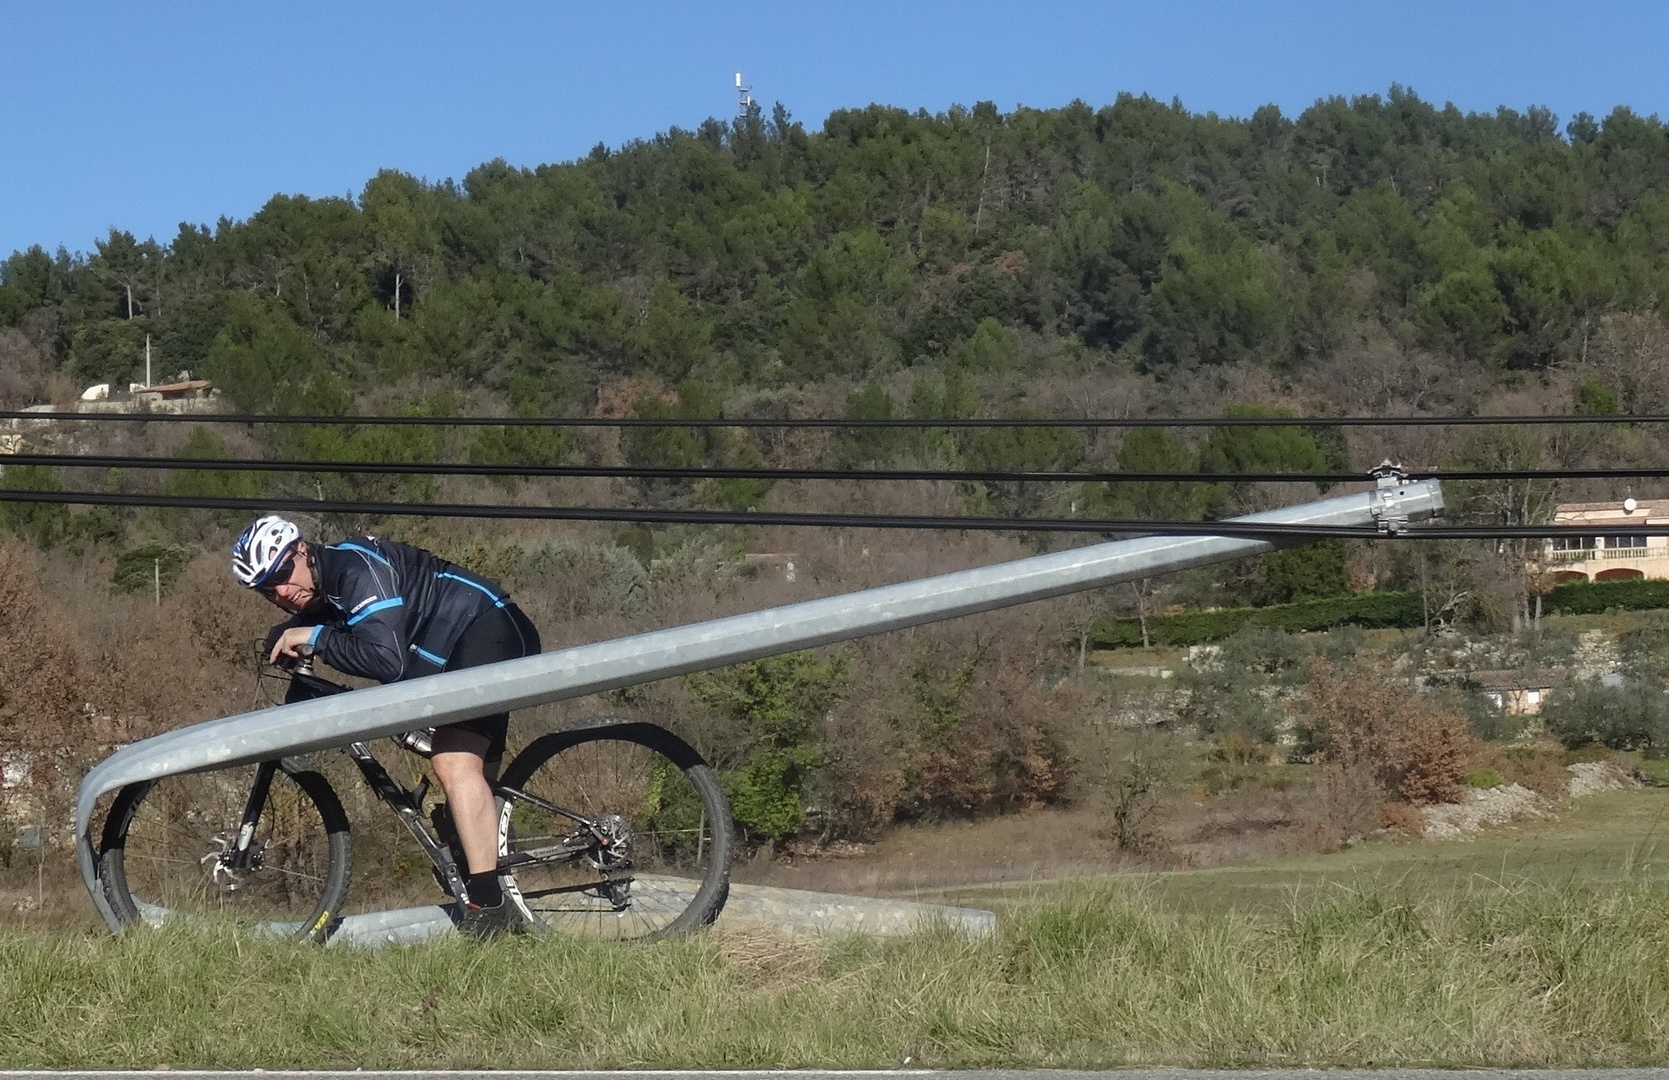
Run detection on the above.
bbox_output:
[268,625,320,666]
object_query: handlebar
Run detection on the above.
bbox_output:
[259,655,434,756]
[269,644,318,674]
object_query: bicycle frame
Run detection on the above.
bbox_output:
[354,763,629,915]
[271,666,619,907]
[343,740,473,904]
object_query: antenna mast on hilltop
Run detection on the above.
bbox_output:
[735,72,754,119]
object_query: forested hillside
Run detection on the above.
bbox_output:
[6,88,1669,421]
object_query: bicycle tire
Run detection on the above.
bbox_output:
[496,719,733,941]
[98,762,353,943]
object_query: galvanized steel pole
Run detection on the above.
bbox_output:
[76,478,1442,929]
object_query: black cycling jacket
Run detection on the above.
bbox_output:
[287,537,512,684]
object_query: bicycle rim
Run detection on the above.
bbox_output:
[497,721,733,941]
[99,765,352,942]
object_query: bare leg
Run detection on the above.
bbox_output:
[431,750,499,874]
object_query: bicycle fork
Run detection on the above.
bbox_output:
[204,759,282,888]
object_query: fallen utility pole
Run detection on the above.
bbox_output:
[76,475,1442,933]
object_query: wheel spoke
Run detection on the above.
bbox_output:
[101,764,349,940]
[497,724,731,941]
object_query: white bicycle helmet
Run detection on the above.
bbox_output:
[231,514,302,588]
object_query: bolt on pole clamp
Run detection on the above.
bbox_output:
[1368,460,1413,535]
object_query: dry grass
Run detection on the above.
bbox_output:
[735,805,1126,895]
[712,925,825,987]
[1163,771,1380,868]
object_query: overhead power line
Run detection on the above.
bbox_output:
[0,485,1658,540]
[6,450,1669,486]
[2,410,1666,429]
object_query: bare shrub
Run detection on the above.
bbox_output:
[1590,311,1669,415]
[74,553,273,743]
[174,554,274,670]
[1378,800,1426,837]
[0,542,90,861]
[1297,658,1478,807]
[816,612,1078,839]
[888,625,1075,821]
[0,542,85,753]
[1480,743,1575,799]
[0,329,59,409]
[1104,760,1165,853]
[1074,726,1186,856]
[1170,766,1381,866]
[1300,332,1486,418]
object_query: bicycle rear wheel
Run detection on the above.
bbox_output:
[496,720,733,941]
[98,762,352,942]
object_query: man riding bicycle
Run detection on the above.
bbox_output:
[231,514,542,938]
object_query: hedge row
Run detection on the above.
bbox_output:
[1545,578,1669,615]
[1092,591,1426,648]
[1092,578,1669,649]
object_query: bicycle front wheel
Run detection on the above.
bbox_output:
[98,762,352,942]
[496,720,733,941]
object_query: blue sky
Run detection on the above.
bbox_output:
[3,1,1667,260]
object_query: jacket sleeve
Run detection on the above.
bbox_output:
[311,558,407,683]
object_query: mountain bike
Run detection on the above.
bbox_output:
[95,661,734,943]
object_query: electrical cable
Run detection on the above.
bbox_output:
[7,450,1669,486]
[3,409,1667,429]
[0,484,1660,539]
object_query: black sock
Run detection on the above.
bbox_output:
[466,871,503,907]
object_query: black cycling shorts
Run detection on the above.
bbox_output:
[430,602,541,774]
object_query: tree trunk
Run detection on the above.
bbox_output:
[1420,555,1431,634]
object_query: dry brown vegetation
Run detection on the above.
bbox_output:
[0,329,73,411]
[1297,657,1480,813]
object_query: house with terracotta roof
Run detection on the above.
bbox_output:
[1541,498,1669,583]
[1463,668,1566,715]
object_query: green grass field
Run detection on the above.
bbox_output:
[5,788,1669,1068]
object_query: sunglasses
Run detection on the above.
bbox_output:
[254,553,298,597]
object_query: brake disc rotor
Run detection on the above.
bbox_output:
[200,831,264,892]
[586,813,632,870]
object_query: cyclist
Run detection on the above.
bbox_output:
[231,514,542,938]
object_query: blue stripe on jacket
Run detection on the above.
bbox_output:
[436,571,506,607]
[337,542,393,567]
[347,596,405,626]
